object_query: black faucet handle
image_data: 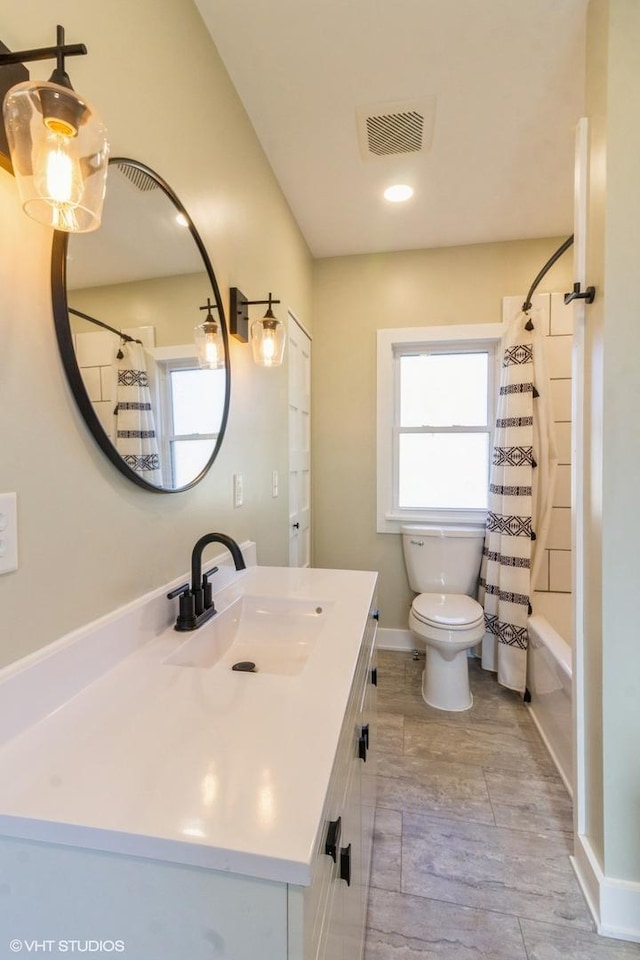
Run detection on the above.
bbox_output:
[167,583,197,630]
[167,582,190,600]
[177,591,197,630]
[202,566,218,611]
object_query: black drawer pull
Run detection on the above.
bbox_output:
[340,844,352,886]
[372,609,380,621]
[325,816,341,862]
[371,666,378,686]
[358,722,370,761]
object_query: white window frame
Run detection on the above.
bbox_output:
[150,345,222,488]
[377,323,504,533]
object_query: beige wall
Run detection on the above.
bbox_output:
[70,273,214,347]
[583,0,640,885]
[0,0,312,668]
[312,240,573,629]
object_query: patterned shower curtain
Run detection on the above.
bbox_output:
[478,310,558,692]
[114,341,162,486]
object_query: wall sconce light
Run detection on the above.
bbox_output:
[195,298,224,369]
[229,288,285,367]
[0,25,109,232]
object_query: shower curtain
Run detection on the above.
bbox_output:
[114,341,162,486]
[478,310,558,692]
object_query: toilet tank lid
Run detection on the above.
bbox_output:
[401,523,485,539]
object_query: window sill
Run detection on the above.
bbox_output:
[378,509,488,534]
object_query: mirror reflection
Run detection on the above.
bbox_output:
[53,158,230,492]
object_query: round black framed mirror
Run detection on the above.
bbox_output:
[51,157,230,493]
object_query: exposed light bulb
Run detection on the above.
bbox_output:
[195,316,224,369]
[34,133,83,230]
[260,326,277,366]
[203,334,221,367]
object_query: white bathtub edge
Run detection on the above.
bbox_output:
[525,703,573,798]
[529,613,572,678]
[526,611,573,795]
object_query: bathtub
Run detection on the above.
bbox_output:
[527,591,573,796]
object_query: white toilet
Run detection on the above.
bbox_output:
[401,523,486,711]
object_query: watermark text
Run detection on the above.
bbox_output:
[9,941,125,954]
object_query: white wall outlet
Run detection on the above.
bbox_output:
[233,473,244,508]
[272,470,279,498]
[0,493,18,574]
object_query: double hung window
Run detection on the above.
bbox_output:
[156,359,226,488]
[377,325,502,532]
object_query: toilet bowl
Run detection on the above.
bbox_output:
[401,524,486,712]
[408,592,485,711]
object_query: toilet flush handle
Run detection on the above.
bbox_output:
[410,538,424,546]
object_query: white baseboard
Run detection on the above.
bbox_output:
[572,834,640,943]
[376,627,416,652]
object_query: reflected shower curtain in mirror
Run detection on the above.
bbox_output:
[478,311,558,692]
[114,342,162,485]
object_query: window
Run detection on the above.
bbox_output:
[156,358,226,488]
[377,324,503,533]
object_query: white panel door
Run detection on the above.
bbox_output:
[288,314,312,567]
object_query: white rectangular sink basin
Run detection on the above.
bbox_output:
[165,595,333,675]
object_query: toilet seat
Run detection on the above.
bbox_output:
[411,593,484,630]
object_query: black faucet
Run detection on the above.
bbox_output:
[167,533,246,632]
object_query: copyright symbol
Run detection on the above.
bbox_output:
[10,942,22,953]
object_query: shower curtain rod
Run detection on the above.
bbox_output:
[68,306,143,344]
[522,234,574,313]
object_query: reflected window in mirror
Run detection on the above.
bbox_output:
[155,357,226,488]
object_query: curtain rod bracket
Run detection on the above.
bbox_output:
[563,282,596,305]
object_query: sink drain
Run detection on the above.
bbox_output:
[232,661,257,672]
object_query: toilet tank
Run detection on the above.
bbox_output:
[401,524,485,595]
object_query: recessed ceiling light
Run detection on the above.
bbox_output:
[383,184,414,203]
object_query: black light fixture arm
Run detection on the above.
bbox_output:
[229,287,281,342]
[199,297,219,317]
[0,26,86,70]
[242,293,281,308]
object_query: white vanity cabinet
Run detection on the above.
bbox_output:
[291,601,378,960]
[0,566,378,960]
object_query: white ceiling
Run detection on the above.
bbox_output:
[195,0,588,259]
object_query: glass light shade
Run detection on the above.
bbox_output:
[195,318,225,369]
[251,315,286,367]
[2,80,109,232]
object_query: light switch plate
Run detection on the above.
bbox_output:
[233,473,244,508]
[0,492,18,574]
[272,470,279,498]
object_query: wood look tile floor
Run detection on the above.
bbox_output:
[364,650,640,960]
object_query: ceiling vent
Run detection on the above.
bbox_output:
[356,97,436,160]
[114,161,159,192]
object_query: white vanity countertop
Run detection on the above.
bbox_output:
[0,563,377,885]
